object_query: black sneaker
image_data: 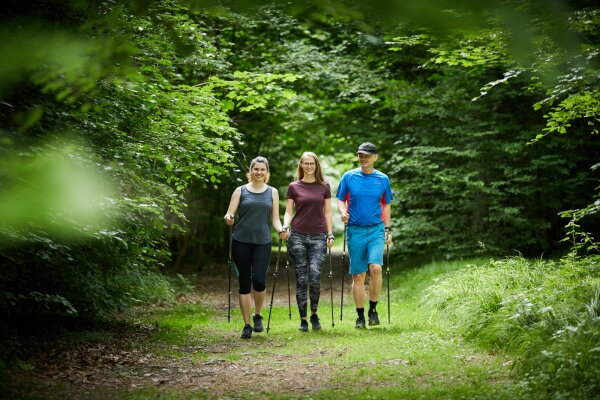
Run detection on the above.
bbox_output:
[241,324,253,339]
[368,310,380,326]
[299,319,309,332]
[253,314,264,332]
[355,317,366,329]
[310,314,322,331]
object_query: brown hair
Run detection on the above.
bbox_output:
[295,152,327,188]
[246,156,270,183]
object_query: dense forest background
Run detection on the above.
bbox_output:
[1,0,599,384]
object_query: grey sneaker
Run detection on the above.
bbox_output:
[310,314,322,331]
[355,317,366,329]
[253,314,264,332]
[368,310,380,326]
[299,319,309,332]
[241,324,253,339]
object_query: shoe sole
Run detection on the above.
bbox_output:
[254,327,264,332]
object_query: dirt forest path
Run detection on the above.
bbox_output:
[12,252,356,399]
[10,253,519,400]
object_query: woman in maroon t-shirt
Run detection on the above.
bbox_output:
[282,152,334,331]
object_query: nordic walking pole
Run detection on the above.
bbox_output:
[285,246,292,320]
[266,238,283,333]
[386,241,391,324]
[340,225,346,321]
[227,225,233,323]
[328,246,335,327]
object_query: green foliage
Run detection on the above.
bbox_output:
[0,0,242,332]
[0,23,139,107]
[375,4,600,260]
[422,256,600,399]
[1,2,600,390]
[381,67,583,258]
[559,198,600,262]
[530,8,600,138]
[207,71,300,112]
[519,285,600,399]
[0,138,115,237]
[159,2,599,263]
[540,90,600,136]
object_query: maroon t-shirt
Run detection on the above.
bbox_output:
[286,181,331,235]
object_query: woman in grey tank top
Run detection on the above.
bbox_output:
[224,156,286,339]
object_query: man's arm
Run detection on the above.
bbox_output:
[337,199,349,224]
[382,203,391,229]
[382,203,392,245]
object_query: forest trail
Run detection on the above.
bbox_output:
[8,258,519,399]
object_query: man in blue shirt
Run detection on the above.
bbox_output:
[337,142,393,328]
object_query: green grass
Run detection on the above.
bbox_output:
[111,258,522,400]
[6,255,598,399]
[421,256,600,399]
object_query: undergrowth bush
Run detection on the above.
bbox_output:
[421,256,600,399]
[0,227,182,368]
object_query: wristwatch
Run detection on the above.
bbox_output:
[327,234,335,240]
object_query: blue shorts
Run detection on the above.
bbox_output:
[346,223,385,275]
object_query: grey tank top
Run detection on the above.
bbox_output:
[232,185,273,244]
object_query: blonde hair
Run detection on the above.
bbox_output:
[246,156,270,183]
[296,152,327,188]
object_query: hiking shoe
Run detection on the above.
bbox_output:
[241,324,253,339]
[310,314,322,331]
[368,310,380,326]
[253,314,264,332]
[299,319,309,332]
[355,317,366,329]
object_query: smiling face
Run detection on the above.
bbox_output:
[300,155,317,176]
[250,161,269,183]
[295,152,325,183]
[358,152,377,170]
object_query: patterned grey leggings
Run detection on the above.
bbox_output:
[287,231,327,318]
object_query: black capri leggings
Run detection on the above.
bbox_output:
[231,239,271,294]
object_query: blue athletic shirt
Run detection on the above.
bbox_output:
[336,168,393,226]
